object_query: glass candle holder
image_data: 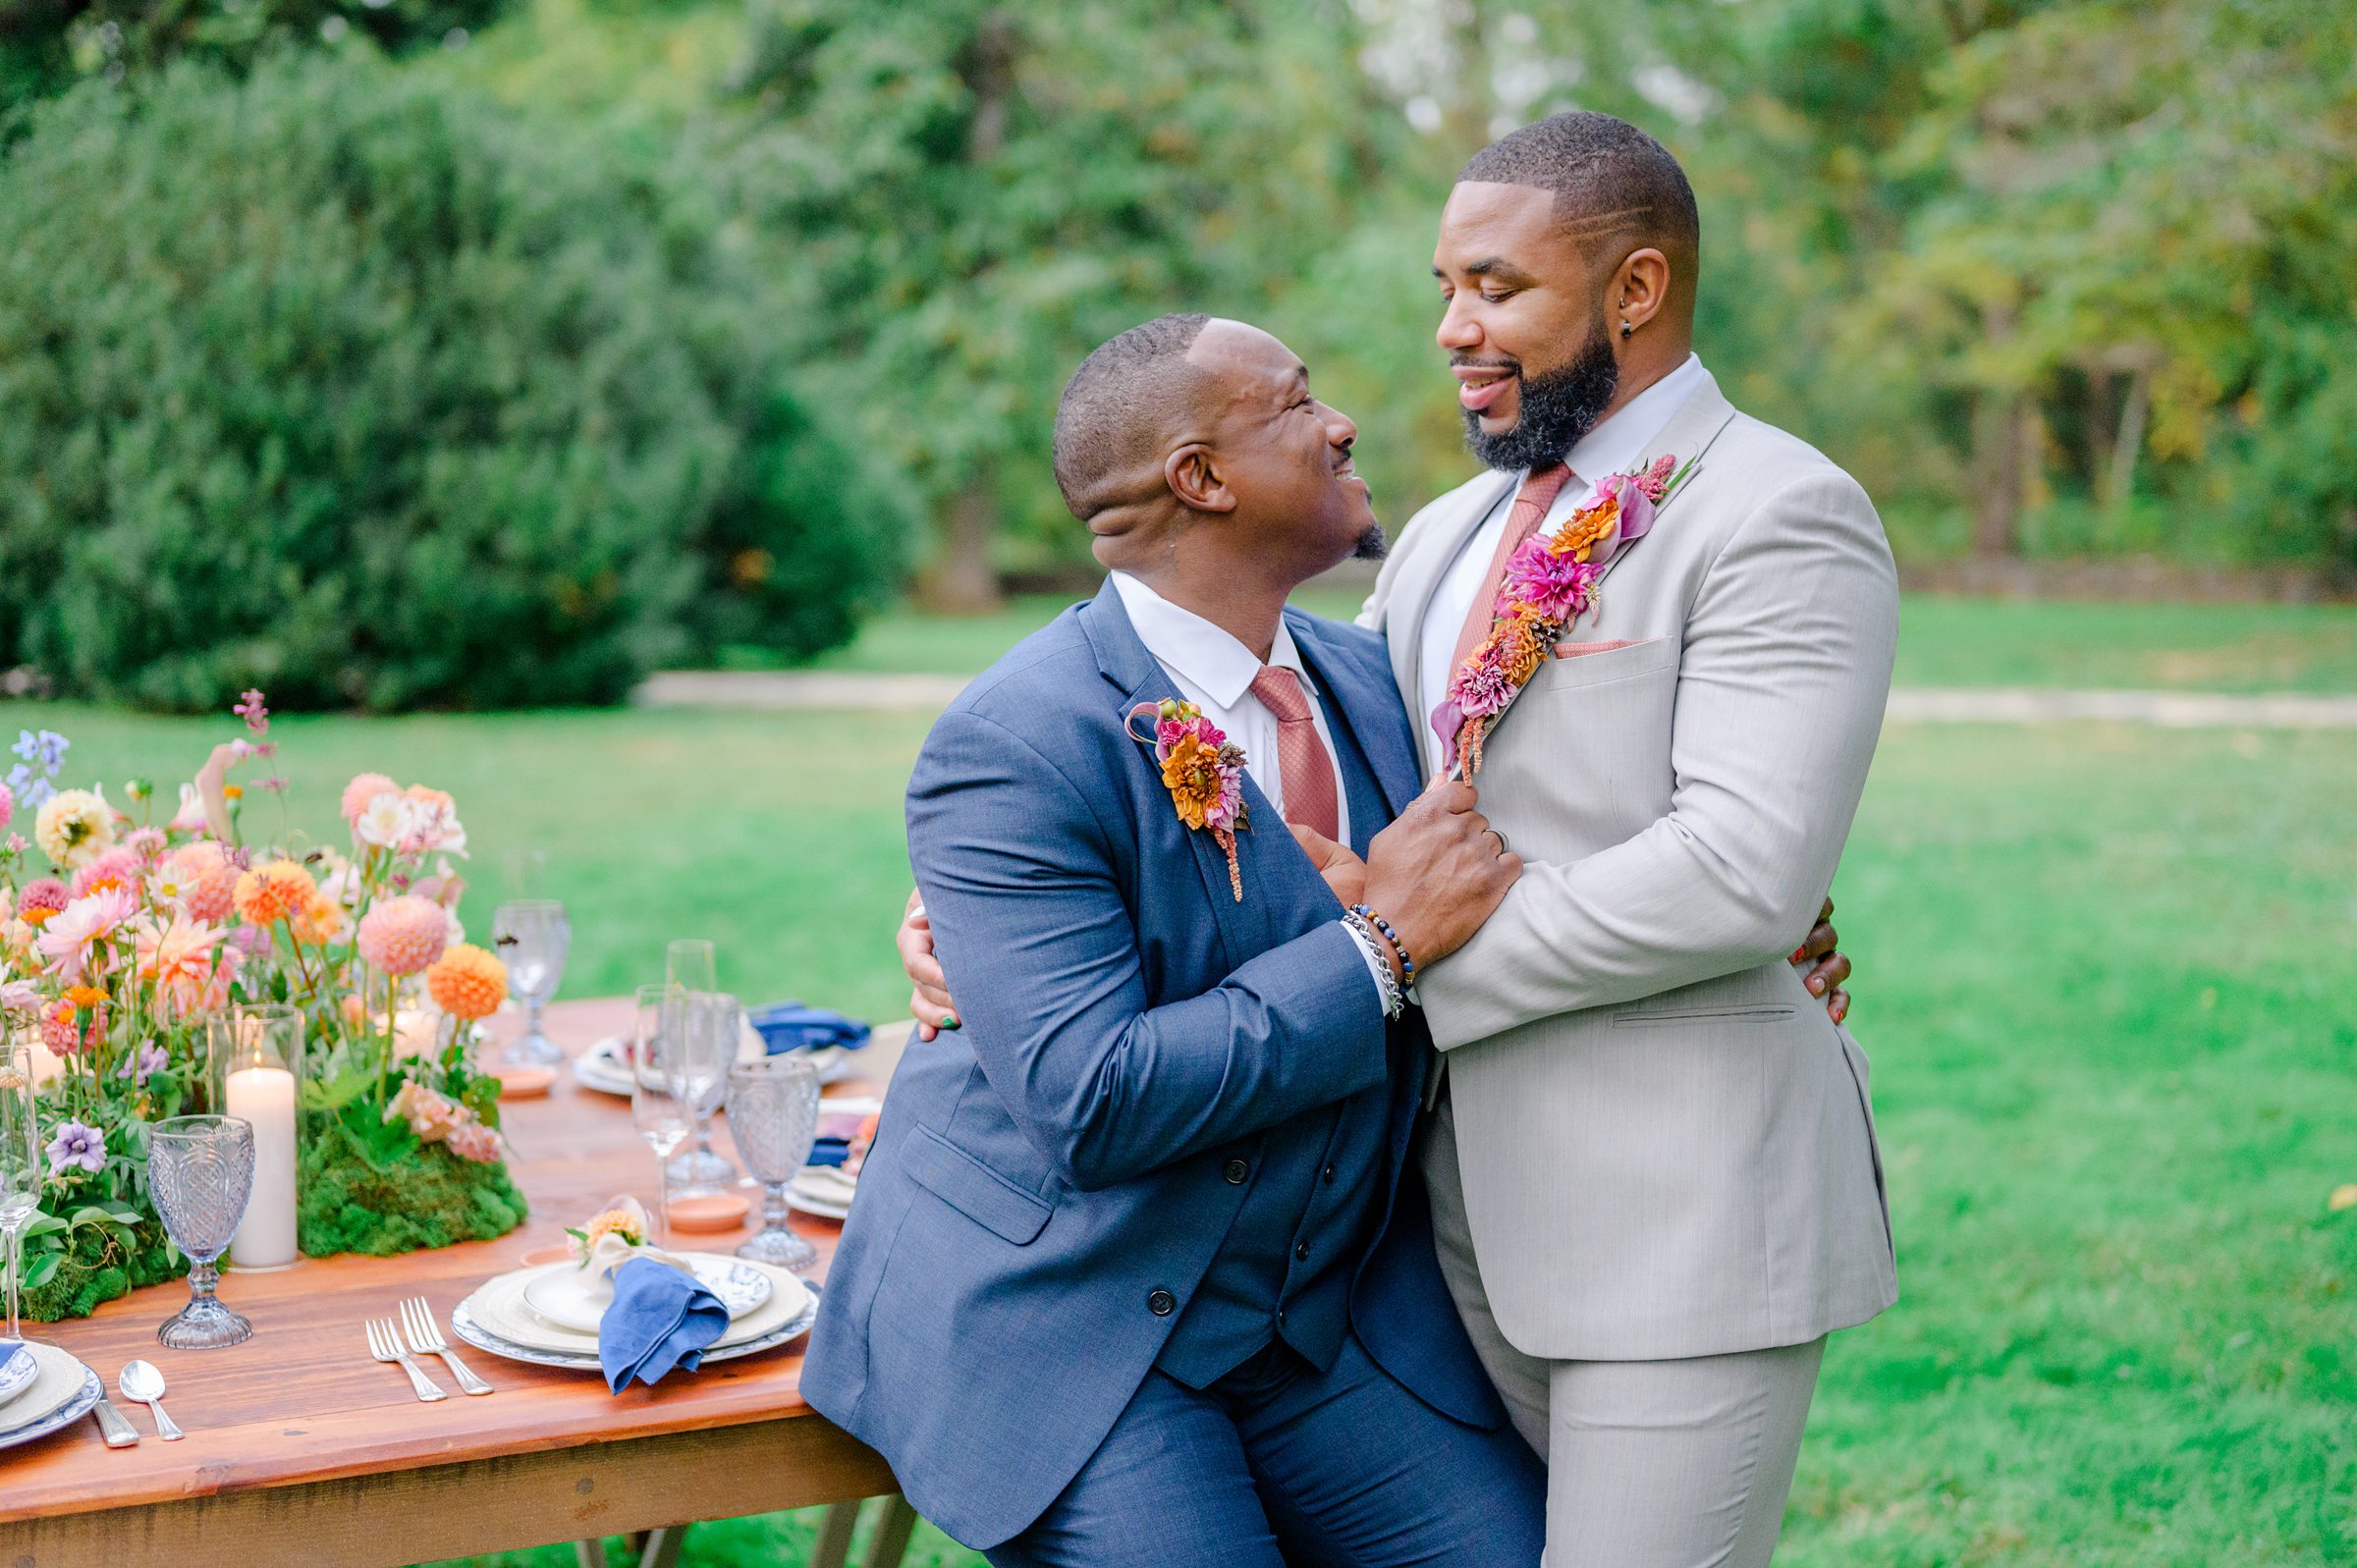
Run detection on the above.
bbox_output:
[205,1003,305,1271]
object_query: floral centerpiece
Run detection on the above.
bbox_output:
[4,693,527,1322]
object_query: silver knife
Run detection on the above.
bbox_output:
[90,1393,141,1447]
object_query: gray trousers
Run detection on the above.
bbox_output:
[1422,1089,1825,1568]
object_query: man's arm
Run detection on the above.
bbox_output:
[910,707,1389,1191]
[1415,467,1897,1048]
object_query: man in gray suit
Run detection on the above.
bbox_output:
[1349,111,1898,1566]
[903,111,1890,1566]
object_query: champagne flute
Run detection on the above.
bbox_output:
[664,941,735,1191]
[662,990,738,1198]
[0,1041,40,1343]
[497,899,572,1066]
[630,985,690,1247]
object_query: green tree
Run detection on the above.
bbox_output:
[0,52,905,710]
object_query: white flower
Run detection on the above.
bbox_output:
[166,783,209,833]
[34,787,115,869]
[354,790,418,849]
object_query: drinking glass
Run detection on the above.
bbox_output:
[148,1115,256,1349]
[630,986,691,1246]
[496,899,572,1066]
[662,941,736,1188]
[0,1042,41,1343]
[722,1057,823,1272]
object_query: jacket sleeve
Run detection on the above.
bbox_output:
[1414,467,1899,1049]
[909,706,1388,1190]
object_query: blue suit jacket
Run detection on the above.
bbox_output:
[800,581,1507,1549]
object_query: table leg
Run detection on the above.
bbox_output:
[576,1541,610,1568]
[810,1500,862,1568]
[636,1525,686,1568]
[863,1495,918,1568]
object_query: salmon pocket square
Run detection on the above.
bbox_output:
[1552,637,1660,660]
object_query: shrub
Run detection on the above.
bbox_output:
[0,52,904,711]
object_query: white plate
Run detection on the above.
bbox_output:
[788,1169,856,1220]
[0,1343,104,1450]
[519,1255,773,1333]
[572,1038,853,1098]
[0,1342,39,1414]
[451,1287,818,1374]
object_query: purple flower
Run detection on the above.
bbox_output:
[1585,474,1658,565]
[5,765,53,811]
[234,689,270,735]
[45,1119,106,1176]
[13,729,69,774]
[119,1043,170,1085]
[1498,540,1603,622]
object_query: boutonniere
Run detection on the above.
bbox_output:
[1431,453,1697,776]
[1126,698,1248,901]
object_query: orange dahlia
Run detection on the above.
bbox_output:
[426,943,507,1021]
[356,894,448,977]
[234,858,315,927]
[288,891,346,945]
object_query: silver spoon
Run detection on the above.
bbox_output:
[118,1359,183,1441]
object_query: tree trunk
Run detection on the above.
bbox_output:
[2105,364,2152,513]
[1970,300,2024,557]
[919,485,1005,615]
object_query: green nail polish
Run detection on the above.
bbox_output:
[940,1015,960,1030]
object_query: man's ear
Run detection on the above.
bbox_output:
[1612,246,1672,335]
[1165,442,1237,514]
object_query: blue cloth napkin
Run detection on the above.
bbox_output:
[598,1257,730,1394]
[748,1000,870,1055]
[0,1340,27,1382]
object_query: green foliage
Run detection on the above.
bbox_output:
[19,1206,184,1323]
[298,1110,528,1257]
[0,51,905,711]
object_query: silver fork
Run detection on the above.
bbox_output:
[400,1296,492,1396]
[366,1316,448,1402]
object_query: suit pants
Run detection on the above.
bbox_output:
[1422,1089,1825,1568]
[984,1331,1545,1568]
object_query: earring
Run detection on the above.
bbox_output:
[1619,320,1634,339]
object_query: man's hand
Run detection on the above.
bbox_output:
[899,888,959,1042]
[1789,896,1853,1024]
[1288,821,1367,908]
[1359,780,1521,976]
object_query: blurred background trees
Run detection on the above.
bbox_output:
[0,0,2347,704]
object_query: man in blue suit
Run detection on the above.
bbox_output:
[800,313,1548,1565]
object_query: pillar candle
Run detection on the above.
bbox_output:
[225,1064,300,1269]
[25,1039,62,1087]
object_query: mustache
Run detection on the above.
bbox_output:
[1450,354,1520,373]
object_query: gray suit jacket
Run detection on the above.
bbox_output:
[1361,370,1899,1362]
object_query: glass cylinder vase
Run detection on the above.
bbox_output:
[205,1002,306,1271]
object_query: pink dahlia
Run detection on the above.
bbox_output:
[17,877,69,925]
[37,885,137,981]
[70,845,145,898]
[0,781,12,832]
[1498,539,1603,622]
[357,894,449,977]
[168,840,240,923]
[341,772,400,825]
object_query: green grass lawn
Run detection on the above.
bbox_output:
[794,587,2357,694]
[10,639,2354,1567]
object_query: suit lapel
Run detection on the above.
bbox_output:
[1451,375,1742,776]
[1393,470,1518,722]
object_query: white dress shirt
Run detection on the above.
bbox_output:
[1415,352,1710,771]
[1110,571,1398,1008]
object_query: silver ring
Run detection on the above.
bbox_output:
[1483,827,1507,855]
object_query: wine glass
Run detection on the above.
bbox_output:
[723,1056,823,1272]
[496,899,572,1066]
[0,1041,41,1343]
[630,986,690,1247]
[663,941,736,1190]
[148,1115,256,1349]
[661,990,738,1195]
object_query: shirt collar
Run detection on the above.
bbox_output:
[1560,352,1708,487]
[1108,571,1316,709]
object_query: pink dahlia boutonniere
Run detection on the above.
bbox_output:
[1432,453,1695,776]
[1126,698,1248,901]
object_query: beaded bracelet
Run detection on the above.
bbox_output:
[1348,903,1415,987]
[1341,911,1406,1018]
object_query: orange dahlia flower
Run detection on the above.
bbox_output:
[234,859,315,928]
[426,943,507,1021]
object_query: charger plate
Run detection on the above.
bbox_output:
[0,1343,104,1452]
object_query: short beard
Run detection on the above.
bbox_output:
[1460,322,1620,472]
[1350,522,1388,562]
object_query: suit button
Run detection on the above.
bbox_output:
[1148,1289,1177,1317]
[1294,1241,1311,1262]
[1321,1164,1337,1184]
[1224,1160,1249,1185]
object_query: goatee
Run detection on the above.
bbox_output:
[1461,324,1620,473]
[1350,522,1389,562]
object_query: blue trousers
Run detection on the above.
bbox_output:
[984,1332,1546,1568]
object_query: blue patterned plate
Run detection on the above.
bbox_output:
[0,1363,104,1451]
[0,1341,38,1415]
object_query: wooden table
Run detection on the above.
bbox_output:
[0,997,915,1568]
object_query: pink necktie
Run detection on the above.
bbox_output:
[1446,461,1577,681]
[1248,666,1341,843]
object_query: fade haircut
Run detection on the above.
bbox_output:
[1457,111,1699,270]
[1052,313,1215,518]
